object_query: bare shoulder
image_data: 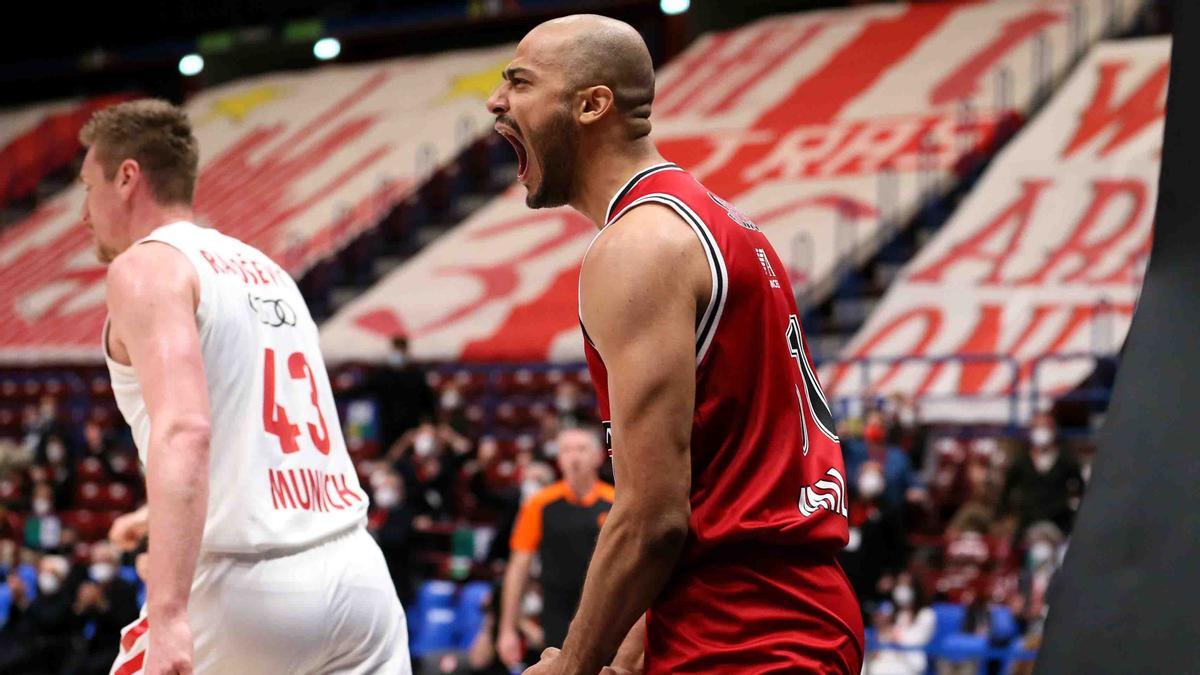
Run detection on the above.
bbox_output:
[105,242,198,309]
[584,203,701,272]
[580,204,711,350]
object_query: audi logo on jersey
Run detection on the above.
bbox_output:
[798,467,848,519]
[248,293,298,328]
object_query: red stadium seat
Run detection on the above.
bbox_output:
[61,510,106,541]
[0,478,24,507]
[76,457,107,481]
[106,482,134,511]
[74,482,106,510]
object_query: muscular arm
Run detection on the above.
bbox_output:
[555,205,707,674]
[106,243,211,626]
[610,615,646,672]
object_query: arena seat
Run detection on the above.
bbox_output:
[455,580,492,649]
[409,607,458,657]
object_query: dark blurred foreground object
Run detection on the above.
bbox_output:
[1038,2,1200,672]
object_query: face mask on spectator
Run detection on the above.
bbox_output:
[1029,541,1055,567]
[387,352,407,368]
[893,585,914,608]
[33,498,52,516]
[1032,450,1058,473]
[898,408,917,427]
[38,572,61,594]
[440,390,462,410]
[46,441,65,464]
[858,471,885,499]
[90,562,116,583]
[522,590,543,616]
[555,394,575,413]
[1031,426,1054,448]
[414,432,436,457]
[374,488,400,509]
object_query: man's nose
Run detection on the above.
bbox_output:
[487,85,508,116]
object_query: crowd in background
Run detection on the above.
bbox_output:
[0,338,1094,674]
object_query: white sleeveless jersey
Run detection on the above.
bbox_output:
[104,221,368,554]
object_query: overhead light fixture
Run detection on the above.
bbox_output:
[661,0,690,15]
[179,53,205,77]
[313,37,342,61]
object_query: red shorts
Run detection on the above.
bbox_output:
[645,546,864,674]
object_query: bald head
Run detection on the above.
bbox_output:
[527,15,656,138]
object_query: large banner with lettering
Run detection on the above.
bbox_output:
[825,38,1169,421]
[0,44,513,363]
[320,0,1142,363]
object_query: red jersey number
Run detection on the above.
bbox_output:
[262,347,331,455]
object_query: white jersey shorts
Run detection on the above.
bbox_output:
[111,525,411,674]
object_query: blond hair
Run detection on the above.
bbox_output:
[79,99,199,205]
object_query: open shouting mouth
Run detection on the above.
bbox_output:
[495,122,529,182]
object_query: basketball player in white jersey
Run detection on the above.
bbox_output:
[79,99,410,675]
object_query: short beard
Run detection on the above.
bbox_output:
[95,240,118,264]
[526,105,579,209]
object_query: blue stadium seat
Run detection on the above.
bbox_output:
[417,580,458,610]
[931,602,966,642]
[410,607,458,658]
[936,633,988,667]
[0,583,11,628]
[17,563,37,601]
[455,581,492,649]
[118,564,139,584]
[989,605,1019,645]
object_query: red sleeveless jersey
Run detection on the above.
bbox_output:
[581,163,864,673]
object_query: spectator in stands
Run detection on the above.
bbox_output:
[1013,521,1064,639]
[0,539,15,574]
[866,572,936,675]
[946,446,1003,537]
[887,394,928,470]
[465,581,532,675]
[464,437,522,563]
[391,422,472,522]
[839,462,906,612]
[0,436,34,473]
[438,384,473,436]
[846,412,924,511]
[0,506,22,542]
[370,335,437,449]
[23,483,61,552]
[26,396,67,457]
[61,541,140,675]
[552,381,593,427]
[517,457,555,505]
[40,433,76,506]
[81,421,109,458]
[999,414,1084,537]
[497,427,613,670]
[368,470,415,605]
[0,554,74,674]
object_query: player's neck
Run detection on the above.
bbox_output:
[124,203,195,245]
[571,139,666,229]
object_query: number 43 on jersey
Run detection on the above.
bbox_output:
[262,347,331,455]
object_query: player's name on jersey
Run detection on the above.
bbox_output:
[198,248,287,287]
[268,467,364,512]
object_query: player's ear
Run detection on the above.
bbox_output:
[578,85,615,126]
[117,159,141,202]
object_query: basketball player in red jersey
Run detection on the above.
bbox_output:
[487,14,864,675]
